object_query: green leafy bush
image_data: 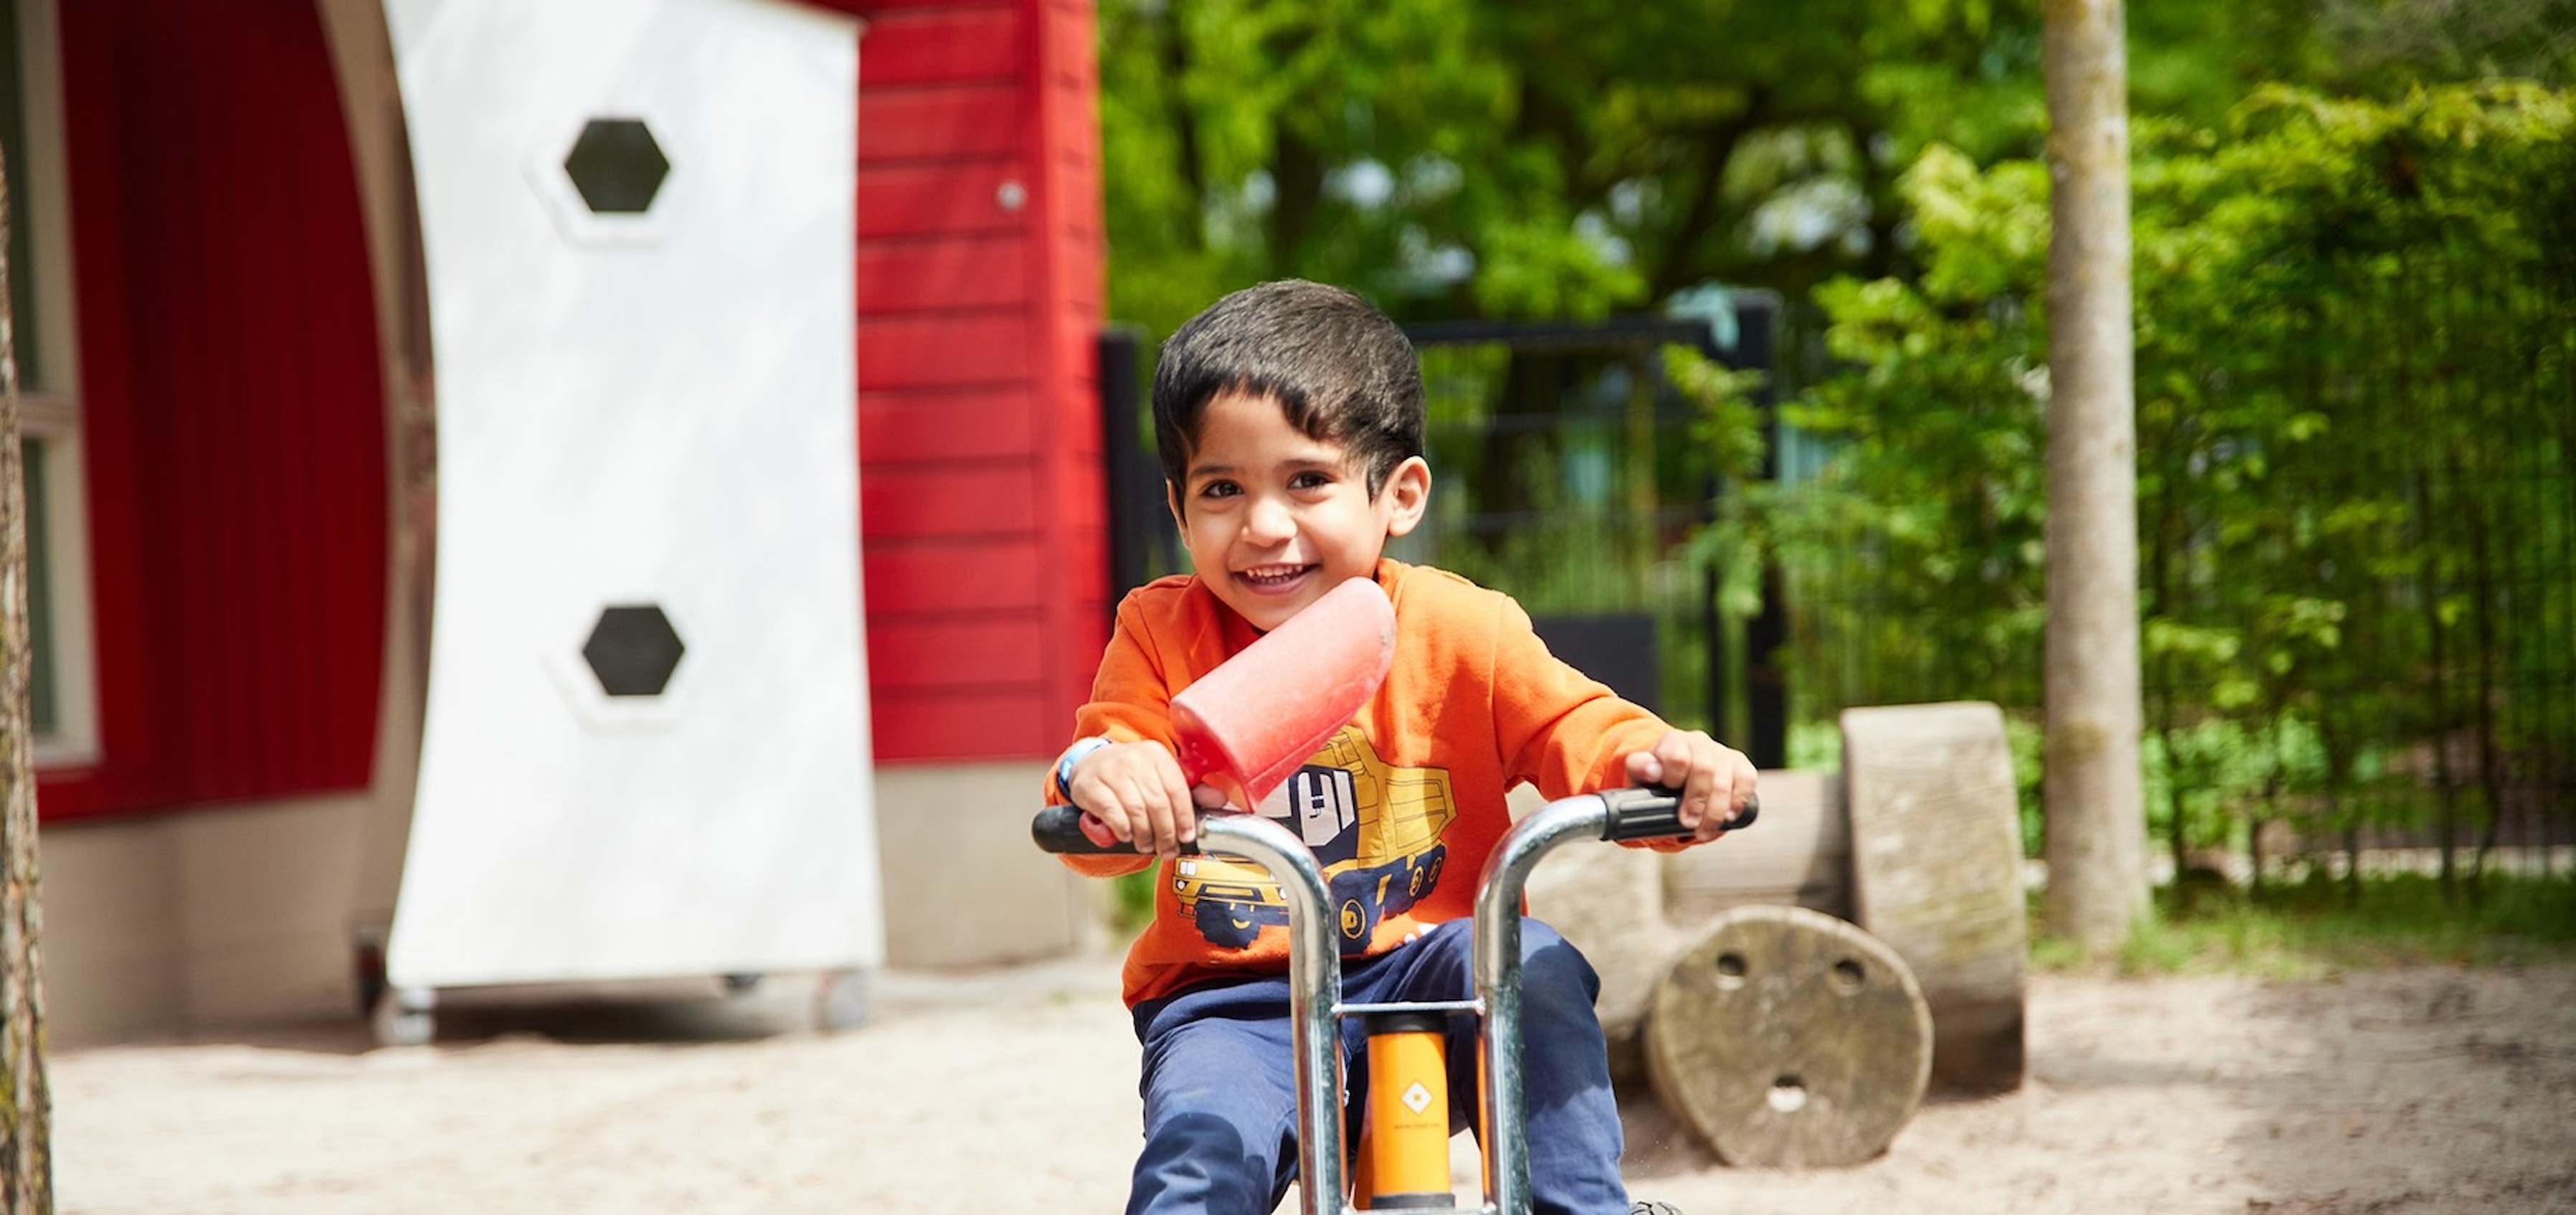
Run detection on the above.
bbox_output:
[1751,84,2576,888]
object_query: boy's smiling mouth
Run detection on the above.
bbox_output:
[1236,563,1315,591]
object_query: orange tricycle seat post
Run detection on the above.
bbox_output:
[1357,1008,1457,1209]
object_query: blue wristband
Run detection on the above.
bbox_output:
[1053,737,1113,802]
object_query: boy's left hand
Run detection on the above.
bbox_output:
[1624,729,1758,845]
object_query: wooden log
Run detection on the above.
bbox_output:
[1525,770,1847,1084]
[1839,701,2029,1095]
[1661,769,1851,927]
[1644,904,1931,1168]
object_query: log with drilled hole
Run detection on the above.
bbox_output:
[1644,904,1932,1168]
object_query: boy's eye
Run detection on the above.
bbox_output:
[1197,479,1242,499]
[1289,470,1333,491]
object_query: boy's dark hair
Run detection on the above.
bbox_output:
[1152,280,1425,505]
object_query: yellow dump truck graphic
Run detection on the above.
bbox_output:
[1173,727,1456,950]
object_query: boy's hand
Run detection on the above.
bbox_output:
[1624,729,1758,844]
[1065,740,1216,857]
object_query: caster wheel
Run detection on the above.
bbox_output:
[371,986,436,1048]
[815,968,869,1032]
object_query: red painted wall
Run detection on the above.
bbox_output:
[44,0,1105,816]
[46,0,389,819]
[843,0,1109,762]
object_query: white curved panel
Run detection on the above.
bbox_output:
[384,0,878,988]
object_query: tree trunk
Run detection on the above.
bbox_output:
[2038,0,2147,958]
[0,141,55,1214]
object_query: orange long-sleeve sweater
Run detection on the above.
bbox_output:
[1053,559,1674,1008]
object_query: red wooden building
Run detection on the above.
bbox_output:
[13,0,1107,1040]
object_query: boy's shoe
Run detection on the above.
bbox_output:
[1630,1204,1682,1215]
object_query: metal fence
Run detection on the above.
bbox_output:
[1761,200,2576,881]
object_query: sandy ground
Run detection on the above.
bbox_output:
[47,952,2576,1215]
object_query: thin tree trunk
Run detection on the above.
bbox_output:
[2145,402,2184,902]
[0,141,55,1215]
[2039,0,2147,957]
[2321,711,2359,908]
[1156,10,1207,253]
[2465,445,2503,907]
[2414,463,2459,904]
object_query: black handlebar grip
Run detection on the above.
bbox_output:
[1031,805,1125,855]
[1031,805,1206,856]
[1598,786,1761,841]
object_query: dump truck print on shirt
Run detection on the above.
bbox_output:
[1171,727,1458,950]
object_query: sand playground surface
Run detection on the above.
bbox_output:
[47,952,2576,1215]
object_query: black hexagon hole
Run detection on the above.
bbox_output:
[562,118,670,215]
[582,604,686,697]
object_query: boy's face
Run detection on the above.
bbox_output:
[1168,389,1429,633]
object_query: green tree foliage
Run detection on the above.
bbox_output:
[1096,0,2571,341]
[1097,0,2069,337]
[1766,82,2576,884]
[1095,4,2576,897]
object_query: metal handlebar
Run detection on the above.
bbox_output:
[1470,790,1749,1214]
[1031,788,1758,856]
[1031,788,1757,1215]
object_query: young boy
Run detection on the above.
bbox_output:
[1049,279,1756,1215]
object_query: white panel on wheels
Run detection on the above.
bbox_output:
[384,0,879,990]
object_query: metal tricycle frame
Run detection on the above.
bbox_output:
[1036,787,1752,1215]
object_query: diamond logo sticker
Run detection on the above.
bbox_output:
[1401,1082,1434,1114]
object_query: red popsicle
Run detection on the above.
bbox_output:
[1061,577,1396,850]
[1173,575,1398,808]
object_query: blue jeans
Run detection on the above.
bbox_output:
[1124,918,1629,1215]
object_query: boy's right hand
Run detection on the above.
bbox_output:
[1065,741,1218,857]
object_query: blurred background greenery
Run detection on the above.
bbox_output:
[1091,0,2576,932]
